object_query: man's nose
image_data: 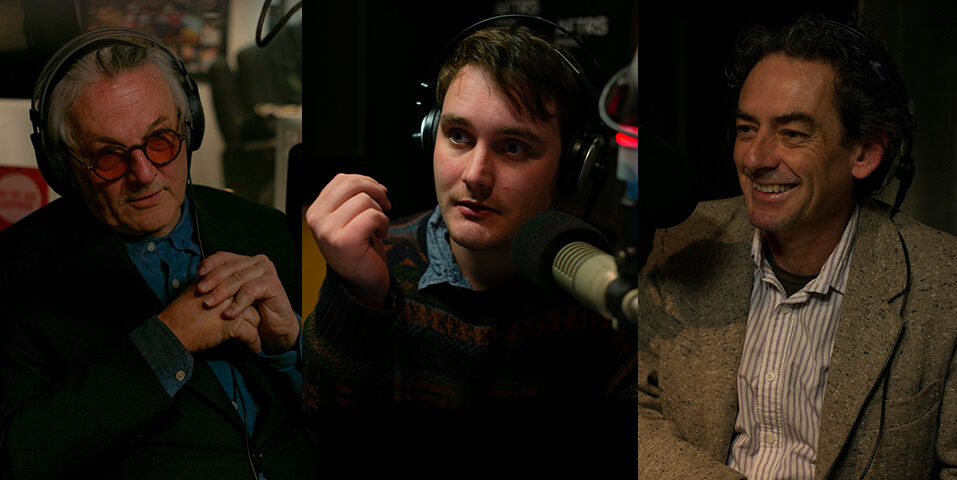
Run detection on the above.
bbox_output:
[125,148,158,184]
[736,130,779,174]
[462,143,494,193]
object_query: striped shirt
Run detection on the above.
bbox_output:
[726,206,859,479]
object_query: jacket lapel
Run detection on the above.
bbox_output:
[59,197,165,334]
[183,358,248,430]
[191,186,250,258]
[815,204,907,479]
[699,239,752,458]
[661,231,752,460]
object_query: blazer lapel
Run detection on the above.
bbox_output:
[815,205,908,479]
[239,355,295,448]
[182,358,248,431]
[661,233,752,460]
[59,197,164,334]
[191,187,250,257]
[698,239,753,458]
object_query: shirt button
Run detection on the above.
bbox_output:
[175,370,186,381]
[172,278,180,289]
[147,242,156,252]
[766,371,777,382]
[767,434,777,445]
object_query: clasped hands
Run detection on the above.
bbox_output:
[157,252,299,355]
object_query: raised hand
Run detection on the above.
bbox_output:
[306,173,392,308]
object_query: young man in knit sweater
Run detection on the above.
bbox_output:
[303,24,637,475]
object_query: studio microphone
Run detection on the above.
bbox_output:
[513,209,637,330]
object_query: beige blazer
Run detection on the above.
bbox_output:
[636,196,957,480]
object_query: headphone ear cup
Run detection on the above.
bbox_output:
[30,130,71,196]
[558,127,606,197]
[417,104,442,156]
[185,75,204,152]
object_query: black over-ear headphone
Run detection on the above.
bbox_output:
[29,27,205,197]
[411,14,609,198]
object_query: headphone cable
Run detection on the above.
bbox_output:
[231,364,259,480]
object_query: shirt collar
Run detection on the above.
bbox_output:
[418,206,473,291]
[751,205,859,296]
[123,196,201,259]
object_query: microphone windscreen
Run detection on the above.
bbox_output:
[512,210,611,295]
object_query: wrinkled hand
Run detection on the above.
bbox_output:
[158,282,263,353]
[306,173,391,308]
[195,252,299,354]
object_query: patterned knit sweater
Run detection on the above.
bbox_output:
[302,211,638,474]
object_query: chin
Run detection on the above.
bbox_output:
[447,225,511,252]
[119,211,180,237]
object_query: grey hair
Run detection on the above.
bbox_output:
[47,42,189,158]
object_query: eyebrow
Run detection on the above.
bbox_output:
[90,115,171,146]
[439,113,545,145]
[736,109,818,128]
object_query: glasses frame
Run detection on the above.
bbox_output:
[71,128,186,182]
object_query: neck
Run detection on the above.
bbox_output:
[449,240,514,291]
[765,204,855,276]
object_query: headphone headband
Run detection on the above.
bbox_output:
[417,15,602,102]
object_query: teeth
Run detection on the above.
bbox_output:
[754,183,793,194]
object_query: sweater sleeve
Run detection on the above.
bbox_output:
[302,269,398,420]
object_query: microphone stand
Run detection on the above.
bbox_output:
[606,130,639,331]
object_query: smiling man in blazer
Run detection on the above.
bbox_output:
[636,15,956,479]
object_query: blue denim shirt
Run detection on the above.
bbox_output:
[126,197,300,439]
[418,206,473,291]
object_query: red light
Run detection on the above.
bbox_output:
[615,129,638,149]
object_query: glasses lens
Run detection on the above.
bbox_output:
[92,152,128,180]
[145,130,182,164]
[87,130,183,181]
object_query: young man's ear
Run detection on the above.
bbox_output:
[851,135,887,180]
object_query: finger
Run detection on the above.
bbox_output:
[347,207,391,243]
[196,251,241,278]
[225,263,291,321]
[232,317,262,353]
[236,303,262,329]
[311,174,390,221]
[200,256,268,307]
[317,193,389,243]
[221,272,275,319]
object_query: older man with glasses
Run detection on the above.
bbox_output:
[0,29,316,479]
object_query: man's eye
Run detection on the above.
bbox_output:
[735,124,756,139]
[503,142,527,156]
[781,130,808,141]
[448,130,471,145]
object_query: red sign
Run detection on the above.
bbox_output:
[0,166,49,230]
